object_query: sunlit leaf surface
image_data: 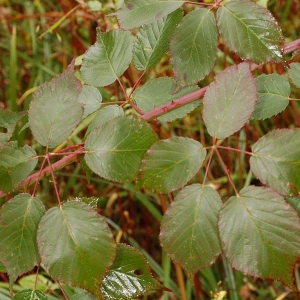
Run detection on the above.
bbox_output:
[13,289,48,300]
[78,85,102,119]
[217,0,284,63]
[219,186,300,289]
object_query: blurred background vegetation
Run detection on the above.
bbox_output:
[0,0,300,299]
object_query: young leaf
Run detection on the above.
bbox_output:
[170,8,218,88]
[251,74,290,120]
[78,85,102,119]
[132,77,200,122]
[219,186,300,290]
[203,62,257,139]
[0,142,38,192]
[217,0,284,63]
[0,109,26,146]
[81,29,134,87]
[133,9,182,71]
[13,289,48,300]
[0,194,45,285]
[112,0,183,30]
[37,201,116,298]
[101,244,163,299]
[85,116,157,183]
[160,184,222,280]
[288,62,300,88]
[28,62,83,149]
[136,137,206,193]
[250,128,300,194]
[85,105,124,137]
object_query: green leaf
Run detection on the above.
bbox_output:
[101,244,163,299]
[37,201,116,298]
[136,137,206,193]
[78,85,102,119]
[250,128,300,195]
[13,289,48,300]
[81,29,134,87]
[251,74,290,120]
[0,194,45,285]
[112,0,183,30]
[28,62,83,149]
[85,105,124,137]
[218,186,300,289]
[133,9,182,71]
[203,62,257,139]
[19,274,58,293]
[160,184,222,280]
[0,142,38,192]
[289,62,300,88]
[85,116,157,183]
[70,291,97,300]
[132,77,200,122]
[286,196,300,215]
[170,8,218,88]
[0,109,26,146]
[217,0,284,63]
[0,262,6,273]
[71,197,99,210]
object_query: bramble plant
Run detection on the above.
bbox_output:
[1,0,300,299]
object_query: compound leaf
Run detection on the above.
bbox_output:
[132,77,200,122]
[170,8,218,88]
[136,137,206,193]
[0,142,38,192]
[251,74,290,120]
[85,116,157,183]
[0,194,45,285]
[203,62,257,139]
[78,85,102,119]
[160,184,222,280]
[289,62,300,88]
[37,201,116,298]
[133,9,182,71]
[101,244,163,299]
[13,289,48,300]
[250,128,300,195]
[113,0,183,30]
[217,0,284,63]
[81,29,134,87]
[219,186,300,289]
[28,62,83,149]
[0,109,26,146]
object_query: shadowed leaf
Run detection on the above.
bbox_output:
[160,184,222,280]
[219,186,300,290]
[0,194,45,285]
[289,62,300,88]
